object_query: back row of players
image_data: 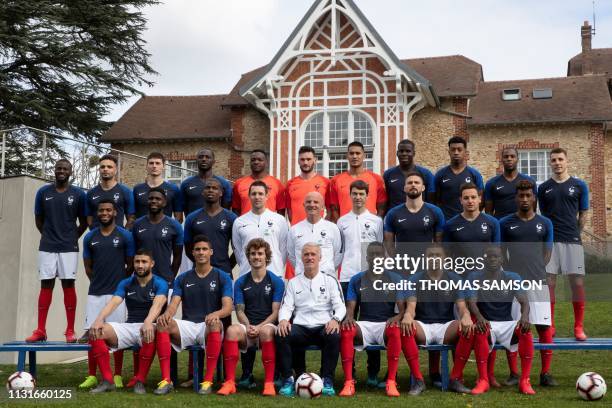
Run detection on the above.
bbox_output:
[29,136,588,397]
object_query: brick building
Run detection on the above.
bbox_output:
[102,1,612,241]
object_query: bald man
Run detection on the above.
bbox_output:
[287,192,342,276]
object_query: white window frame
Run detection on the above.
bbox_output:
[517,149,551,185]
[166,159,197,185]
[300,109,377,178]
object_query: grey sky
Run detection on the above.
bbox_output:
[107,0,611,121]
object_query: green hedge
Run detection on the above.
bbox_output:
[585,253,612,274]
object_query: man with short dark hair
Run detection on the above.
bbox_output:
[384,140,435,207]
[232,150,285,216]
[434,136,484,220]
[86,154,135,229]
[26,159,87,343]
[133,152,183,222]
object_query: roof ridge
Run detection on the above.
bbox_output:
[480,74,608,85]
[142,94,228,98]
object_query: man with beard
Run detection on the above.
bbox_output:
[329,142,387,222]
[87,250,168,394]
[180,148,232,216]
[285,146,330,225]
[383,140,435,207]
[86,154,135,229]
[26,159,87,343]
[79,200,135,390]
[232,150,285,216]
[133,152,183,221]
[434,136,484,220]
[484,147,536,219]
[467,246,536,395]
[132,187,184,287]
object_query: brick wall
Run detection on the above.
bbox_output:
[589,124,607,237]
[410,104,454,171]
[605,129,612,236]
[229,107,270,179]
[452,97,469,139]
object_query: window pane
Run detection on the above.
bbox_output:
[329,112,349,147]
[168,160,182,179]
[328,152,348,177]
[304,113,324,148]
[353,112,373,146]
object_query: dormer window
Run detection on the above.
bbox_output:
[502,88,521,101]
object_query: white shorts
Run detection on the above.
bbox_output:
[489,321,519,352]
[354,321,386,351]
[546,243,585,275]
[172,319,223,352]
[84,295,126,329]
[108,322,144,351]
[511,286,552,326]
[238,323,276,353]
[416,321,454,345]
[38,251,78,280]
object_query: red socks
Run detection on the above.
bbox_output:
[203,331,222,382]
[261,340,276,383]
[90,339,113,383]
[156,331,172,381]
[133,351,140,376]
[340,326,356,381]
[487,349,497,379]
[62,287,76,332]
[222,340,239,382]
[37,288,53,332]
[400,331,423,381]
[572,286,586,329]
[517,329,534,382]
[113,349,124,376]
[385,326,401,381]
[472,331,489,382]
[451,332,475,380]
[537,326,553,374]
[135,341,156,383]
[87,350,97,376]
[506,351,518,376]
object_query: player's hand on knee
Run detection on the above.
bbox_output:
[141,321,155,343]
[518,317,531,334]
[90,320,104,340]
[459,314,474,336]
[156,312,170,328]
[400,315,415,336]
[342,316,356,330]
[386,314,401,328]
[325,319,340,335]
[277,320,291,337]
[205,312,220,326]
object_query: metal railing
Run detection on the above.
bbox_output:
[0,126,196,189]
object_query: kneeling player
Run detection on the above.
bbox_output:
[339,242,404,397]
[400,244,475,395]
[217,238,284,396]
[88,249,168,393]
[154,235,233,395]
[467,246,535,395]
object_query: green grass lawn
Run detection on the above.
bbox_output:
[2,301,612,407]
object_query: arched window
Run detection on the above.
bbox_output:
[302,111,375,177]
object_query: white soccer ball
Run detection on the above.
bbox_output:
[6,371,36,390]
[576,372,607,401]
[295,372,323,399]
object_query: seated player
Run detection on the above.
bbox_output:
[153,235,233,395]
[276,243,346,397]
[400,244,475,395]
[87,249,168,394]
[467,246,535,395]
[217,238,284,396]
[339,242,404,397]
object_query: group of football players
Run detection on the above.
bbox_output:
[27,135,589,397]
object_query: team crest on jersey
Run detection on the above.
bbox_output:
[113,237,120,247]
[423,215,431,227]
[113,192,120,202]
[481,223,489,233]
[220,219,228,230]
[67,195,74,206]
[364,222,371,229]
[149,290,155,299]
[267,220,273,227]
[320,230,327,237]
[209,281,217,291]
[568,186,576,196]
[536,223,544,233]
[314,184,321,191]
[465,176,472,183]
[264,284,272,295]
[161,227,169,237]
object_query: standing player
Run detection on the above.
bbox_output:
[180,148,232,217]
[86,154,135,229]
[383,140,435,207]
[328,142,387,222]
[153,235,233,395]
[443,183,500,261]
[79,200,135,390]
[216,239,285,396]
[500,180,556,387]
[232,181,289,277]
[467,246,536,395]
[287,192,342,276]
[87,249,168,394]
[339,242,404,397]
[26,159,87,343]
[276,244,346,397]
[232,150,285,216]
[537,148,589,340]
[484,147,535,219]
[285,146,330,225]
[400,244,476,395]
[434,136,484,220]
[133,152,183,222]
[132,188,183,287]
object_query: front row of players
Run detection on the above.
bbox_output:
[85,236,538,397]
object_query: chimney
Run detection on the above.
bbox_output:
[581,20,592,53]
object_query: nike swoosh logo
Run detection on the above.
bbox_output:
[45,197,54,201]
[496,186,504,190]
[442,178,451,183]
[189,186,197,190]
[127,292,136,296]
[186,283,195,288]
[297,234,304,239]
[196,221,206,225]
[92,196,100,200]
[390,179,399,183]
[91,242,99,245]
[456,227,465,231]
[244,287,252,291]
[510,226,519,230]
[359,287,367,291]
[398,219,406,223]
[138,192,146,196]
[545,189,553,194]
[296,290,303,294]
[241,224,248,228]
[138,229,147,233]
